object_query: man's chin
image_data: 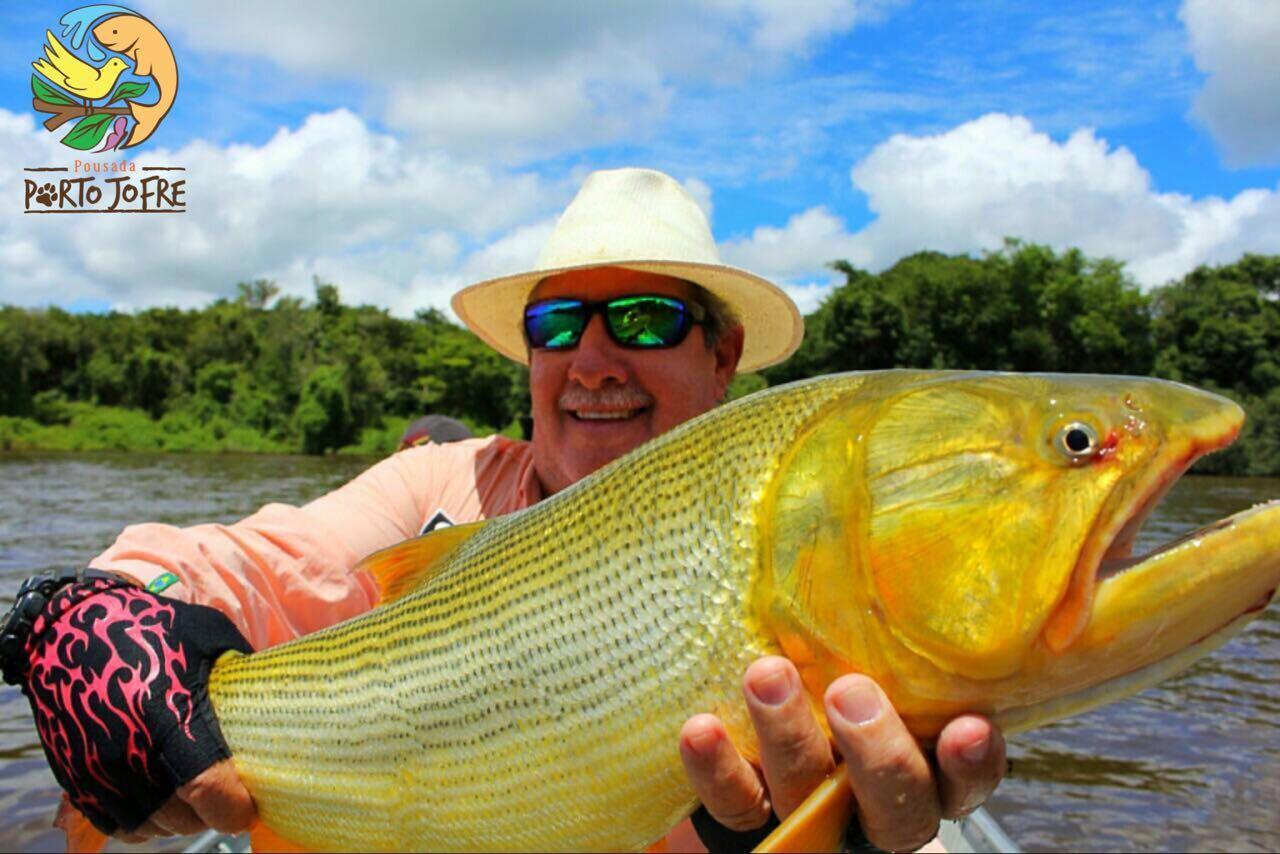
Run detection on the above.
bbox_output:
[566,423,654,472]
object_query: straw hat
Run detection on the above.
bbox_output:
[451,168,804,372]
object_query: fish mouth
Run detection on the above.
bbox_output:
[996,497,1280,736]
[992,388,1280,736]
[1096,505,1280,621]
[1042,395,1246,651]
[1092,462,1203,584]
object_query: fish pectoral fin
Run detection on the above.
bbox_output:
[249,820,312,853]
[54,795,108,854]
[356,520,490,603]
[753,765,855,853]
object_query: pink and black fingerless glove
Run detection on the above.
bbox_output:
[11,576,251,834]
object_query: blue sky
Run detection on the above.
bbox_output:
[2,0,1278,316]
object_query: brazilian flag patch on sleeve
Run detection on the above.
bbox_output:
[146,572,180,594]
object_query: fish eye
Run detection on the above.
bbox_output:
[1056,422,1098,460]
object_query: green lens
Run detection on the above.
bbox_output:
[525,300,585,348]
[607,296,687,347]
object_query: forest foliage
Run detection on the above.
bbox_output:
[1,243,1276,474]
[0,279,527,456]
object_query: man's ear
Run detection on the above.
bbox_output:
[713,324,745,400]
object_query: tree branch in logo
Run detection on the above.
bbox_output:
[32,74,135,151]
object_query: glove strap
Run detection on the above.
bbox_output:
[0,569,133,685]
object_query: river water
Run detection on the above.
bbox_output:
[0,453,1276,852]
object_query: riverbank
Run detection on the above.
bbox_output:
[0,403,510,457]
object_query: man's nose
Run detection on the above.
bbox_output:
[566,315,628,389]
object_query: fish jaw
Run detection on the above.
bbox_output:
[994,498,1280,735]
[1040,382,1246,651]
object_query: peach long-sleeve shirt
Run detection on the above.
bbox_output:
[91,435,542,651]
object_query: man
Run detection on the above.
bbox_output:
[4,169,1003,851]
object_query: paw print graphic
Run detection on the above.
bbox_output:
[35,183,57,207]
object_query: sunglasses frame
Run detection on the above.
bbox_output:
[523,293,707,351]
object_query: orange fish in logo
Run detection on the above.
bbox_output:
[91,14,177,149]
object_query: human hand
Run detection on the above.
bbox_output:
[678,657,1006,852]
[14,577,257,840]
[60,761,256,844]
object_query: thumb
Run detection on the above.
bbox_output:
[177,760,256,834]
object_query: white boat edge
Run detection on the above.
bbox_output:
[182,806,1021,853]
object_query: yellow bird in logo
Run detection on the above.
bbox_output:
[32,29,128,101]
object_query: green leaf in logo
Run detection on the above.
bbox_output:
[106,81,149,105]
[62,113,114,151]
[32,74,74,106]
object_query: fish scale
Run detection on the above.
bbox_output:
[206,373,862,851]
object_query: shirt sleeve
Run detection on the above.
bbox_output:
[89,441,498,651]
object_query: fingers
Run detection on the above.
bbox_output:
[679,714,772,831]
[112,815,176,842]
[113,827,151,844]
[150,794,209,836]
[743,657,835,819]
[935,714,1006,819]
[99,763,252,844]
[176,759,257,833]
[825,675,941,852]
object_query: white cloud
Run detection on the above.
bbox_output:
[850,114,1184,268]
[136,0,878,158]
[723,207,859,276]
[720,208,864,312]
[681,177,714,222]
[1182,0,1280,166]
[0,101,771,319]
[0,108,565,315]
[723,113,1280,296]
[726,0,878,52]
[7,108,1277,323]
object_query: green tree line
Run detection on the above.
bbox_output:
[0,242,1276,474]
[0,279,527,455]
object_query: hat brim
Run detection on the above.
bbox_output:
[451,260,804,373]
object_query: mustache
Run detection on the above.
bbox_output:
[559,385,655,410]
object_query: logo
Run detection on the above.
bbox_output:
[420,510,457,535]
[31,5,178,152]
[23,5,184,214]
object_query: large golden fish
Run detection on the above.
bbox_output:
[197,371,1278,852]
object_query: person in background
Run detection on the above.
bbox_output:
[2,168,1004,852]
[396,414,474,452]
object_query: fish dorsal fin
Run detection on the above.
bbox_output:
[356,520,488,604]
[754,764,855,853]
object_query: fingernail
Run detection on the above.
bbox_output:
[960,734,990,764]
[831,680,881,725]
[686,728,720,757]
[748,662,793,706]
